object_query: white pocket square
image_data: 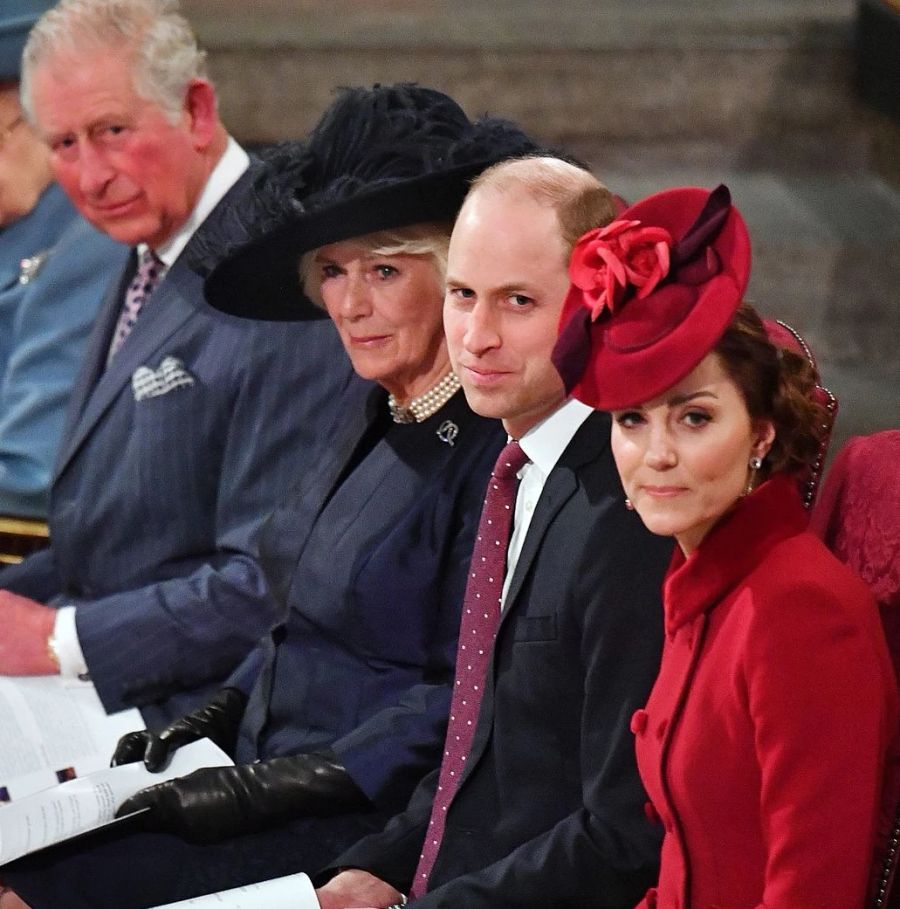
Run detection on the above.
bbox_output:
[132,356,196,401]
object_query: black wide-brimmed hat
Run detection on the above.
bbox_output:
[205,83,543,320]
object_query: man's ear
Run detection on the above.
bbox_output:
[752,419,776,461]
[183,78,219,150]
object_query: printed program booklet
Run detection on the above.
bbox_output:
[150,873,319,908]
[0,675,231,865]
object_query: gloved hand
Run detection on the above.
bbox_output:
[113,751,367,843]
[111,687,248,772]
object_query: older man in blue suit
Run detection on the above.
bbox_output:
[0,0,352,729]
[0,0,125,519]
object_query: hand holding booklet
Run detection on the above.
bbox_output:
[0,675,232,866]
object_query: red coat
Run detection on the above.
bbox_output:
[633,473,898,909]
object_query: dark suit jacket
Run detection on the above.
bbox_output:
[0,167,355,728]
[332,410,673,908]
[234,383,506,814]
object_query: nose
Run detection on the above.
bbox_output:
[462,299,500,355]
[644,423,677,470]
[339,273,372,320]
[77,141,115,198]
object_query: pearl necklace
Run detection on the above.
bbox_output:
[388,372,461,424]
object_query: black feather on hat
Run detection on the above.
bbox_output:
[204,83,545,320]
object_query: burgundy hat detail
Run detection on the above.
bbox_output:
[553,184,751,410]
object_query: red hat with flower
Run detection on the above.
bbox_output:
[552,184,751,410]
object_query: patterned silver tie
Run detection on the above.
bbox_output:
[107,249,165,363]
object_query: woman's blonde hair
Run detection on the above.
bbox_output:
[300,221,452,308]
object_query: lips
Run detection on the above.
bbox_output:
[348,334,391,348]
[640,485,688,498]
[459,363,512,387]
[91,195,142,218]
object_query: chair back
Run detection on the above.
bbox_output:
[0,515,50,566]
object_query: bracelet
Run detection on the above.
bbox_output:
[46,631,61,670]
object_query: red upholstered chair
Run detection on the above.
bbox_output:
[810,430,900,908]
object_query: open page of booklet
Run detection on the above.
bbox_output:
[149,872,319,908]
[0,675,142,800]
[0,676,232,865]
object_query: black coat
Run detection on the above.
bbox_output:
[331,411,673,908]
[235,382,506,814]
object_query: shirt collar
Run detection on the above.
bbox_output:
[151,137,250,267]
[517,397,593,477]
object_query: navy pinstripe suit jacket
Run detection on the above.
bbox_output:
[0,169,354,728]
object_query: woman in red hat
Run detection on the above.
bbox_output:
[554,185,898,909]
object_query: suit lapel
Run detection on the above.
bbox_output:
[499,464,578,619]
[55,256,133,471]
[500,411,609,621]
[296,381,385,522]
[55,263,198,477]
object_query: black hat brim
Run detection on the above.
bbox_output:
[205,159,489,321]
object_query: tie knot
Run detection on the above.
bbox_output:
[137,248,164,284]
[492,439,528,483]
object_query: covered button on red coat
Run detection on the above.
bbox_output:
[630,708,649,735]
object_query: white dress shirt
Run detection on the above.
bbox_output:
[51,138,251,680]
[501,397,594,609]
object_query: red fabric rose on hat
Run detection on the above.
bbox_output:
[569,219,673,320]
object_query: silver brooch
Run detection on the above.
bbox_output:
[436,420,459,446]
[19,250,50,285]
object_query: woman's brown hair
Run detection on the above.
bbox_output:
[714,303,830,479]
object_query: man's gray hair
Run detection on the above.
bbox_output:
[20,0,209,124]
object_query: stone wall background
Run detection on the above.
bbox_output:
[181,0,900,449]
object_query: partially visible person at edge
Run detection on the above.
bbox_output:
[0,0,125,519]
[0,0,352,727]
[552,183,898,909]
[316,156,672,909]
[0,84,544,909]
[811,428,900,905]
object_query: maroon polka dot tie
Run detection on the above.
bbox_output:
[410,439,529,897]
[108,248,165,362]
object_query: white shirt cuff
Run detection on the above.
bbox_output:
[52,605,90,679]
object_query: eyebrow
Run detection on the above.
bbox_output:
[495,282,536,296]
[668,390,719,407]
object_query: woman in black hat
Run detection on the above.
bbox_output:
[554,185,897,909]
[2,84,541,909]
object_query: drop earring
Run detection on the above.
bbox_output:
[743,455,764,496]
[625,497,634,511]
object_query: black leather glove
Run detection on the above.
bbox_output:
[110,687,248,772]
[113,751,368,843]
